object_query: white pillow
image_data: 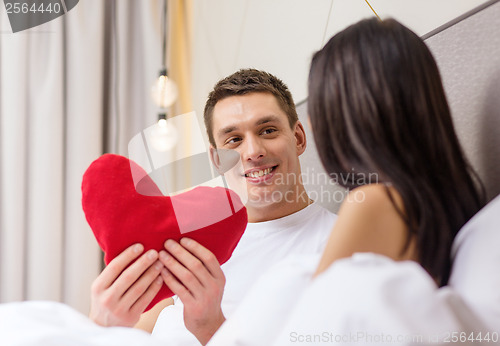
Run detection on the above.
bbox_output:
[449,193,500,331]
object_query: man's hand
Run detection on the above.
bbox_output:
[159,238,226,345]
[89,243,164,327]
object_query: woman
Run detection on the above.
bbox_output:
[308,18,485,286]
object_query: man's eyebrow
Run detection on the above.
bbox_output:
[255,115,281,126]
[217,125,238,138]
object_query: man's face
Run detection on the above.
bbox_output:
[211,92,306,210]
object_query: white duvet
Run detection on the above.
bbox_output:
[0,300,168,346]
[210,253,494,346]
[0,253,495,346]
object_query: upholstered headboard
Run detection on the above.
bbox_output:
[299,0,500,213]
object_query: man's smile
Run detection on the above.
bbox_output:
[243,165,278,183]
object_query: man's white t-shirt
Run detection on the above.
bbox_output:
[152,202,336,344]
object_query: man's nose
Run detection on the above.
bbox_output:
[242,136,266,161]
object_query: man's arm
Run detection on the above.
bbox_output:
[159,238,226,346]
[89,243,164,327]
[134,297,174,333]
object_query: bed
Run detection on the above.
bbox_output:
[1,194,499,345]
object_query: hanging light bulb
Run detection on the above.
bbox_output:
[149,0,178,152]
[151,68,178,108]
[150,113,178,152]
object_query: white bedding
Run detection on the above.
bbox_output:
[209,253,494,346]
[0,301,168,346]
[0,254,494,346]
[2,195,499,346]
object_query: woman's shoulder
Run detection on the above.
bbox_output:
[314,184,417,276]
[335,183,415,260]
[341,183,404,218]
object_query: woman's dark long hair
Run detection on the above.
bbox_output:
[308,18,485,286]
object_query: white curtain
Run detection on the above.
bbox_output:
[0,0,165,314]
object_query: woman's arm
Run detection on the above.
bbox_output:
[314,184,417,277]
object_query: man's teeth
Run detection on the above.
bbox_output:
[246,167,273,178]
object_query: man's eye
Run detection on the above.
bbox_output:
[261,128,277,135]
[225,137,241,145]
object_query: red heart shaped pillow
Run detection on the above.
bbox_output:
[81,154,247,311]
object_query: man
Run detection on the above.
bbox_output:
[90,69,336,345]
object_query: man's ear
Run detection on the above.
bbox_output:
[209,146,222,173]
[294,121,307,156]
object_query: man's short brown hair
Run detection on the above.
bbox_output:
[204,68,298,147]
